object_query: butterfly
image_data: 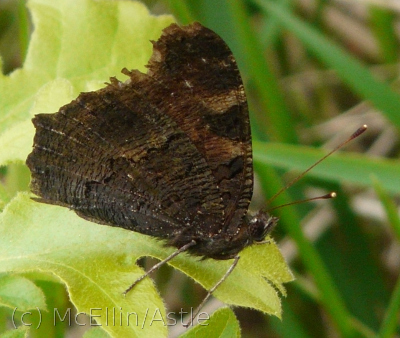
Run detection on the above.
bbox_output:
[26,22,277,265]
[26,23,284,326]
[26,22,368,328]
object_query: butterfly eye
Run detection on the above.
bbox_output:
[248,213,279,242]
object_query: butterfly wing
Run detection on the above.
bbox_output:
[142,22,253,236]
[27,82,224,239]
[26,22,253,246]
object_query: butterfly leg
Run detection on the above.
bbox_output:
[123,240,197,295]
[183,255,240,327]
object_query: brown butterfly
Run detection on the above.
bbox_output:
[26,22,277,263]
[26,21,366,325]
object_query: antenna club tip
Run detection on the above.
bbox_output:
[352,125,368,139]
[322,192,336,199]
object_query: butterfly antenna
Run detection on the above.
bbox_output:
[267,125,367,205]
[269,192,336,212]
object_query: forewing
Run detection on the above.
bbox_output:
[144,22,253,235]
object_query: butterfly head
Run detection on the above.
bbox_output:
[189,211,279,260]
[247,211,279,243]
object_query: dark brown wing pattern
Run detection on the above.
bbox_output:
[145,23,253,237]
[26,22,254,258]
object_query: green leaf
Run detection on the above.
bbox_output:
[372,176,400,241]
[0,0,174,166]
[0,326,29,338]
[83,327,112,338]
[254,141,400,195]
[0,274,46,311]
[0,193,292,337]
[372,178,400,338]
[181,307,240,338]
[1,192,167,337]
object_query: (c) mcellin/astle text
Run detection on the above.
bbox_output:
[13,307,210,328]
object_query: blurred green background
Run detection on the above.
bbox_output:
[1,0,400,337]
